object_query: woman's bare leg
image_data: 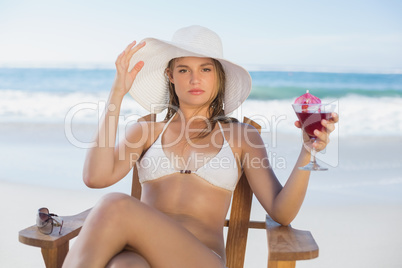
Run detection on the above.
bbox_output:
[63,193,224,268]
[106,251,150,268]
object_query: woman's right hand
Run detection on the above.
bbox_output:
[111,40,146,98]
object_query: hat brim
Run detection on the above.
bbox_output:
[128,38,251,115]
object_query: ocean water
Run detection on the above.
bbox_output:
[0,68,401,211]
[2,69,401,268]
[0,68,402,136]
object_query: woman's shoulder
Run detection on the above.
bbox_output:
[220,119,262,148]
[128,119,165,132]
[125,118,167,147]
[221,119,260,133]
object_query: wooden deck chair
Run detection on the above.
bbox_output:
[19,114,319,268]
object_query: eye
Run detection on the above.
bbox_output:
[178,69,188,73]
[202,68,212,72]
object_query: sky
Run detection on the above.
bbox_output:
[1,0,402,72]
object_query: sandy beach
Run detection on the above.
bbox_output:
[2,122,402,267]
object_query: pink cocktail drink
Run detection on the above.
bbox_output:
[292,91,336,171]
[295,112,332,138]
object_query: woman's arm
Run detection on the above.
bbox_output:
[241,114,338,225]
[83,41,146,188]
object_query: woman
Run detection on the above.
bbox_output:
[63,26,338,268]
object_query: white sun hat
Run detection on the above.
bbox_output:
[128,25,252,115]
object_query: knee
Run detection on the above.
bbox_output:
[99,192,132,205]
[90,193,138,224]
[100,192,137,210]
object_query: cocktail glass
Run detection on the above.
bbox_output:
[292,103,336,171]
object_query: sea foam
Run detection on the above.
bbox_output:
[1,90,401,137]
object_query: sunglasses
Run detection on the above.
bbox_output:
[36,207,64,235]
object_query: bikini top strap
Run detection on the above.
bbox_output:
[217,121,225,138]
[160,113,176,135]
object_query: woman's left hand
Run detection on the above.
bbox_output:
[295,112,339,152]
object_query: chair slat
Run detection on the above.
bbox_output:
[224,220,265,229]
[225,172,254,268]
[225,116,262,268]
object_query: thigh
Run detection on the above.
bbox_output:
[106,251,150,268]
[112,194,225,268]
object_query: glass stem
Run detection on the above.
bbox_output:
[310,138,317,164]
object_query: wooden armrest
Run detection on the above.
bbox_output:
[266,214,319,261]
[19,208,91,268]
[19,208,91,249]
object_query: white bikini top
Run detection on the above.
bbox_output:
[136,115,239,192]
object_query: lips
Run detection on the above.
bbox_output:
[188,89,205,95]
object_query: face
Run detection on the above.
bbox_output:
[167,57,217,110]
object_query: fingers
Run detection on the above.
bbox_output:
[313,115,339,150]
[329,112,339,123]
[296,112,339,152]
[125,40,137,53]
[126,41,146,60]
[128,61,145,80]
[313,129,329,150]
[115,41,146,72]
[294,121,302,129]
[321,119,335,133]
[115,50,127,71]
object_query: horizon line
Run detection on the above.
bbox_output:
[1,61,401,75]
